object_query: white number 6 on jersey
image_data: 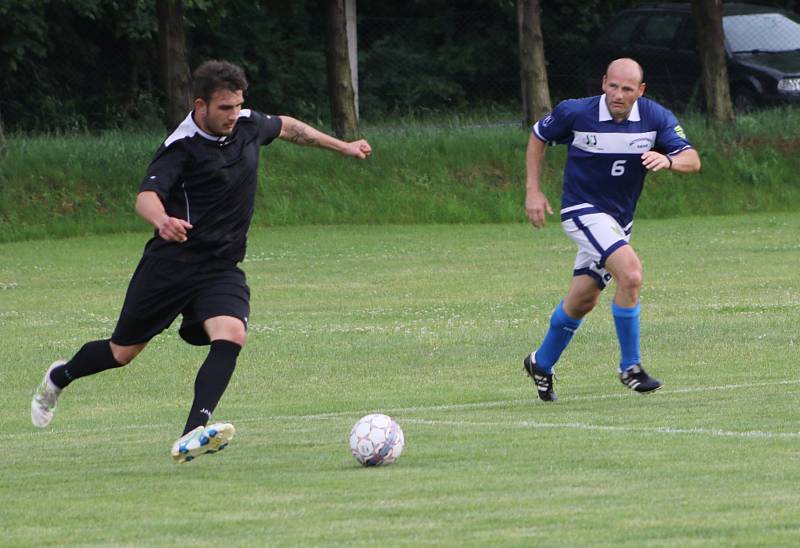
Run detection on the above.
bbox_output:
[611,160,626,176]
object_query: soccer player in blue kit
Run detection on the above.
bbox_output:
[523,58,701,401]
[31,60,372,461]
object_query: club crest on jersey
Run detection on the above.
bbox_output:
[542,113,554,127]
[584,134,598,147]
[674,124,686,139]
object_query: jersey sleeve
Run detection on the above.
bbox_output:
[531,100,577,145]
[654,106,693,156]
[139,141,188,199]
[255,112,282,145]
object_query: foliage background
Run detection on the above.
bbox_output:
[3,0,799,132]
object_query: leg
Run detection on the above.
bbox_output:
[32,340,145,428]
[49,340,146,389]
[171,316,244,463]
[605,245,662,392]
[181,315,246,435]
[604,245,643,371]
[535,274,601,372]
[523,275,601,402]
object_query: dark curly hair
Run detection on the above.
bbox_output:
[193,60,248,102]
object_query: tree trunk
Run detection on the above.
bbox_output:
[325,0,359,140]
[517,0,551,127]
[690,0,735,124]
[156,0,193,133]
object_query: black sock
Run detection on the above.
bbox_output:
[182,340,241,435]
[50,339,124,389]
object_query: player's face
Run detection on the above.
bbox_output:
[195,89,244,136]
[602,69,645,121]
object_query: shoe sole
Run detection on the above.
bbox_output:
[635,383,664,394]
[173,423,236,463]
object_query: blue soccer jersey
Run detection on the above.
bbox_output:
[532,95,693,229]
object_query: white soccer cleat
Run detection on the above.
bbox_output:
[31,360,66,428]
[170,422,236,463]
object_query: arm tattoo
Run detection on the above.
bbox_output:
[288,122,318,146]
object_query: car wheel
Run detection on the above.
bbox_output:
[732,86,756,112]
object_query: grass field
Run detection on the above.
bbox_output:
[2,213,799,546]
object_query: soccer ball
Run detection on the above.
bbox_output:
[349,413,404,466]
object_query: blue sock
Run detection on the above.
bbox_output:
[534,301,583,373]
[612,301,641,372]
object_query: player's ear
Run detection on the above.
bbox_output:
[194,97,207,115]
[638,82,646,97]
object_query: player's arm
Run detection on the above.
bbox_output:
[641,148,701,173]
[135,191,193,243]
[278,116,371,159]
[525,133,554,229]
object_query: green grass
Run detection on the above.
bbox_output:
[2,213,799,545]
[3,107,800,242]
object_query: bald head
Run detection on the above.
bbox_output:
[602,58,646,122]
[606,58,644,86]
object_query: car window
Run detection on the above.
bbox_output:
[604,14,646,46]
[674,19,697,52]
[724,13,800,53]
[635,14,685,48]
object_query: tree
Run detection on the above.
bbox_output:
[157,0,192,132]
[517,0,551,127]
[690,0,734,123]
[324,0,359,140]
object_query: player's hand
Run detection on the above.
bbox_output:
[641,151,671,172]
[525,190,553,229]
[343,139,372,159]
[157,217,193,243]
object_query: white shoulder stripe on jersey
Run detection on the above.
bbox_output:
[164,111,227,147]
[571,130,657,154]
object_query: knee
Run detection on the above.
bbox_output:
[216,329,247,348]
[204,316,247,348]
[110,343,143,365]
[229,331,247,348]
[565,294,599,318]
[616,267,643,293]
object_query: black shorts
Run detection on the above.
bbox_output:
[111,254,250,346]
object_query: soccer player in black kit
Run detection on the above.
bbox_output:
[31,60,372,463]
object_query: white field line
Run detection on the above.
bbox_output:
[11,378,800,441]
[265,378,800,421]
[402,419,800,440]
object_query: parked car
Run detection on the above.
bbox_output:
[589,3,800,110]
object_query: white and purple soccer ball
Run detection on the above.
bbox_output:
[349,413,404,466]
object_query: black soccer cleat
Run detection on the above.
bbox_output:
[523,353,557,402]
[619,364,663,393]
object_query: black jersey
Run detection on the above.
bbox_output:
[139,109,282,263]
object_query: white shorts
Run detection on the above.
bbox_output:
[560,206,632,290]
